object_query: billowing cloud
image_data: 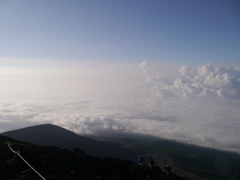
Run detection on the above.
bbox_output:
[141,62,240,100]
[139,60,150,73]
[0,61,240,154]
[139,60,150,68]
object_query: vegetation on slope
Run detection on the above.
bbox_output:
[90,135,240,180]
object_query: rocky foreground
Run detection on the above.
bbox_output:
[0,136,186,180]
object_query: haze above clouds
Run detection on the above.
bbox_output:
[0,0,240,153]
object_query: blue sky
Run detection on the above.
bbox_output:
[1,0,239,65]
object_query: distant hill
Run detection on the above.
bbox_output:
[1,124,138,160]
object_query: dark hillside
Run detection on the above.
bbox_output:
[0,135,187,180]
[1,124,137,160]
[91,136,240,180]
[149,141,240,180]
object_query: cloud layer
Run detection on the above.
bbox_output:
[1,61,240,153]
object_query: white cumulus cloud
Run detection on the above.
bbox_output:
[140,62,240,100]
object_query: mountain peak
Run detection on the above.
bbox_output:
[1,124,138,160]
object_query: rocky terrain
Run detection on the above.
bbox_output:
[0,135,187,180]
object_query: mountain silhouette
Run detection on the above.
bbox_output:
[0,134,187,180]
[1,124,138,160]
[3,124,239,179]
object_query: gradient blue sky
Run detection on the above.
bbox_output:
[1,0,239,65]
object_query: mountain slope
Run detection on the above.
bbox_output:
[146,141,240,180]
[89,135,240,180]
[0,135,187,180]
[1,124,138,160]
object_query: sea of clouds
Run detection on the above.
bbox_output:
[0,59,240,153]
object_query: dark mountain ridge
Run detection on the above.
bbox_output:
[1,124,138,160]
[0,133,186,179]
[2,124,240,180]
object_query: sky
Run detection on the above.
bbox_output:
[0,0,240,153]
